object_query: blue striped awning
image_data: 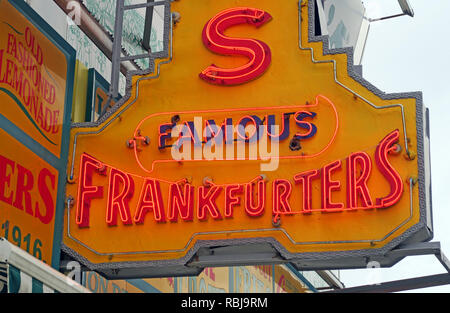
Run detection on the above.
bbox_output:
[0,262,7,293]
[3,263,56,293]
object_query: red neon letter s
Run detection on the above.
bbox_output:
[245,180,266,217]
[375,130,404,208]
[197,186,223,220]
[272,179,293,215]
[200,7,272,86]
[224,184,244,218]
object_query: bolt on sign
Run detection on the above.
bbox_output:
[63,0,432,278]
[0,0,75,268]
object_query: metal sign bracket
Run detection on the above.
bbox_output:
[324,241,450,292]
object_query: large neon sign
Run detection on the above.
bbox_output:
[63,0,431,278]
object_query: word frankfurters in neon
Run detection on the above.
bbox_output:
[75,130,404,228]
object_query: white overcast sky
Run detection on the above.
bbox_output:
[339,0,450,292]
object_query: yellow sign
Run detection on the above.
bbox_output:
[0,129,59,264]
[0,0,69,158]
[64,0,431,273]
[0,0,75,269]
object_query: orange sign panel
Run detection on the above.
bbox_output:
[63,0,431,275]
[0,0,70,158]
[0,0,75,269]
[0,129,59,264]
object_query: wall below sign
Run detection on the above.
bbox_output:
[81,265,316,293]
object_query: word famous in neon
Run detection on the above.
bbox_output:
[158,111,318,150]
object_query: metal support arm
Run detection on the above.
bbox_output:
[324,242,450,293]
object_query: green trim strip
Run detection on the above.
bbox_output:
[2,21,23,35]
[0,87,57,146]
[31,277,43,293]
[7,264,54,293]
[8,265,20,293]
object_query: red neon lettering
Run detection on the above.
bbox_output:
[134,179,166,223]
[106,168,134,226]
[245,180,266,217]
[375,130,404,208]
[168,183,195,221]
[294,169,320,213]
[76,154,104,228]
[224,184,244,218]
[272,179,293,215]
[346,152,373,209]
[197,186,223,220]
[35,168,56,225]
[321,160,344,212]
[200,7,272,86]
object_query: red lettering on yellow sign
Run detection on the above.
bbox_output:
[0,27,60,135]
